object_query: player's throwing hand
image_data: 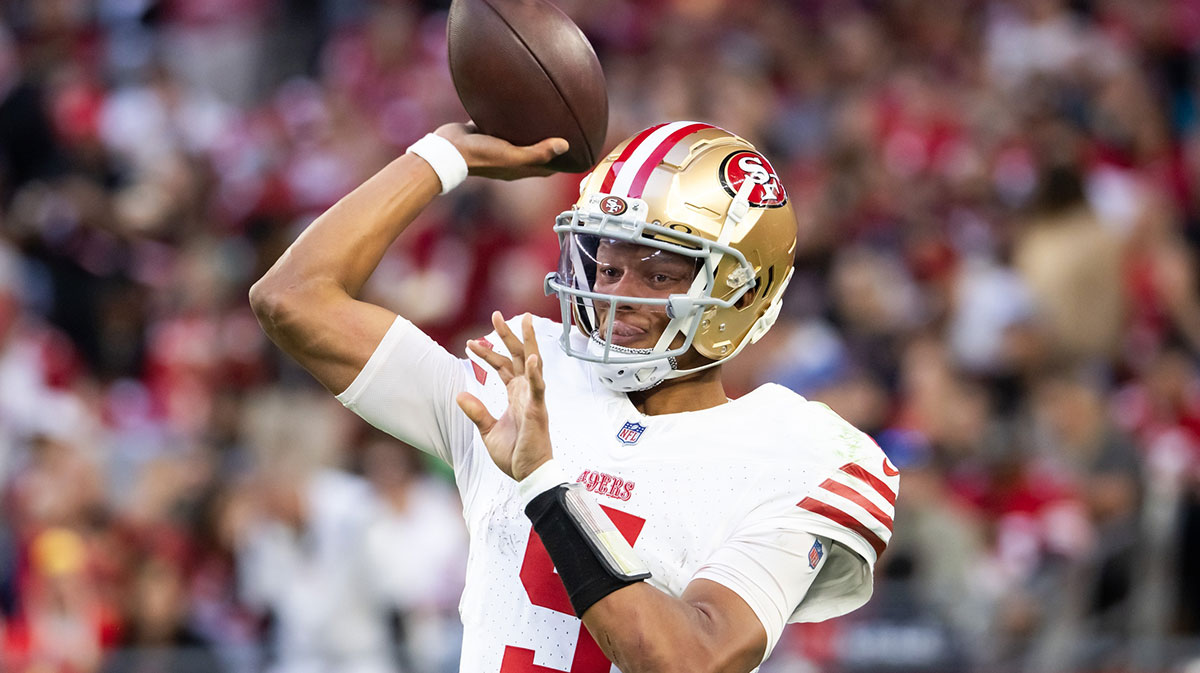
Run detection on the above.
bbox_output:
[435,122,568,181]
[456,312,552,481]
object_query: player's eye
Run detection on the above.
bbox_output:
[648,269,687,286]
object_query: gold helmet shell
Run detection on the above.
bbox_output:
[545,121,797,390]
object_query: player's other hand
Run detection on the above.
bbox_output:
[456,312,553,482]
[435,122,568,180]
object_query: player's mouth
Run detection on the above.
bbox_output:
[609,319,650,347]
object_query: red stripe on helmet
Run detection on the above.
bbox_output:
[625,122,716,199]
[598,123,668,194]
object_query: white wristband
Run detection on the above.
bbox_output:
[518,459,572,508]
[406,133,468,194]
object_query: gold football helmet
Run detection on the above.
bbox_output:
[544,121,798,391]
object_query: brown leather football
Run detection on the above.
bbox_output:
[447,0,608,173]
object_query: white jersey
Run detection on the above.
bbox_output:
[336,315,898,673]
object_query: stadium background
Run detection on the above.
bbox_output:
[1,0,1199,671]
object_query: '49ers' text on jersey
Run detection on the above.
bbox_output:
[336,315,899,673]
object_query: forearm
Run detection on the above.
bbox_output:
[250,125,565,392]
[519,466,768,673]
[246,153,442,393]
[251,120,565,329]
[582,582,765,673]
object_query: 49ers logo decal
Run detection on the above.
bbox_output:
[599,195,628,216]
[719,150,787,208]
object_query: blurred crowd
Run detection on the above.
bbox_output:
[1,0,1199,671]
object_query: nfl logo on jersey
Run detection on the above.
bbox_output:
[616,421,647,445]
[808,539,824,569]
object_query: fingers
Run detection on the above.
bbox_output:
[438,121,561,156]
[456,392,497,435]
[492,311,526,376]
[527,353,545,403]
[521,313,541,362]
[483,133,566,165]
[485,313,543,393]
[525,137,569,164]
[521,315,545,402]
[433,123,566,180]
[468,339,514,384]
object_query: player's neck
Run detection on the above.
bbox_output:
[626,367,727,415]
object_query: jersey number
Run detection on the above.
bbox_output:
[499,506,646,673]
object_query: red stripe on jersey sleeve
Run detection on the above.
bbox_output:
[819,479,894,531]
[798,497,887,558]
[599,123,667,194]
[626,123,715,198]
[839,463,896,506]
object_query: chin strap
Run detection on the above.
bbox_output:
[586,334,678,392]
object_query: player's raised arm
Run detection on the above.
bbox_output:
[247,123,567,394]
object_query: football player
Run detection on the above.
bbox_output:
[250,121,898,673]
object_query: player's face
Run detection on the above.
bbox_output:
[592,240,697,349]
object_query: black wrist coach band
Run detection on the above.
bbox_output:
[525,484,651,617]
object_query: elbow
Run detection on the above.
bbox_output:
[249,276,306,340]
[248,277,281,326]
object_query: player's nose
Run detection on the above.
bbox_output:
[606,274,652,310]
[608,268,655,297]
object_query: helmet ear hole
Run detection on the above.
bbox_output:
[734,285,757,310]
